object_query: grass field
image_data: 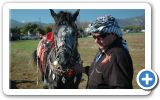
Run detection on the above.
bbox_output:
[10,33,144,89]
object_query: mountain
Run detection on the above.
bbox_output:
[10,19,23,28]
[10,15,145,28]
[10,19,52,28]
[117,16,145,28]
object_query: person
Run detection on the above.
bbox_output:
[85,15,134,89]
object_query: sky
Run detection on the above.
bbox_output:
[10,9,145,23]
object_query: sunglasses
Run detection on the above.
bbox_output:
[92,33,108,40]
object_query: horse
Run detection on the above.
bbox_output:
[33,9,82,89]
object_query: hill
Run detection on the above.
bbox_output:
[10,15,145,28]
[118,16,145,28]
[10,19,52,28]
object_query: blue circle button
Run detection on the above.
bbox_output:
[137,69,158,90]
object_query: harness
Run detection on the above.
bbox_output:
[39,13,81,78]
[48,14,80,77]
[37,32,55,74]
[48,52,74,77]
[37,31,77,78]
[46,33,80,78]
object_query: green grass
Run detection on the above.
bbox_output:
[10,33,145,89]
[10,40,43,88]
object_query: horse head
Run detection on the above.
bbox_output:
[50,9,80,70]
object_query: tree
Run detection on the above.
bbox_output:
[123,25,145,33]
[10,27,21,40]
[44,25,52,33]
[10,27,21,34]
[20,23,41,35]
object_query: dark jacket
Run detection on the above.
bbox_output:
[87,38,133,89]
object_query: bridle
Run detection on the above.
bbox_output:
[47,14,78,77]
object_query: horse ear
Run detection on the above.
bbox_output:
[49,9,58,22]
[73,9,80,22]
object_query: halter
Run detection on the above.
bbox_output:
[48,43,76,77]
[47,14,78,77]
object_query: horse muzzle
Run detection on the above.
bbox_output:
[57,47,72,66]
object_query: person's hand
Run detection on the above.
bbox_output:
[73,63,85,74]
[73,64,90,75]
[84,66,90,76]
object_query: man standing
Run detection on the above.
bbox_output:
[86,15,133,89]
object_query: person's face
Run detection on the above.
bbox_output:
[92,33,117,50]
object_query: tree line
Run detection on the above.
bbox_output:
[10,21,144,41]
[10,23,53,35]
[10,21,90,35]
[123,25,145,33]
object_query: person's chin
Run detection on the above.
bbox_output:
[99,46,104,50]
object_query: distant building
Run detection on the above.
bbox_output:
[21,31,38,40]
[141,29,145,33]
[84,28,91,35]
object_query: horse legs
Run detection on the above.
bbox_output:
[42,50,51,88]
[32,50,46,87]
[63,73,82,89]
[74,73,82,89]
[32,50,37,65]
[55,76,65,89]
[43,65,49,89]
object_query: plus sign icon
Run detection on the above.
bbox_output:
[137,69,158,90]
